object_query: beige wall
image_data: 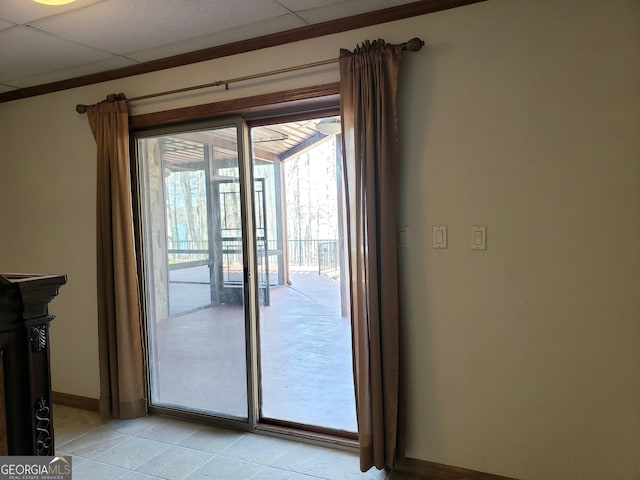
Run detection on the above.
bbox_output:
[398,1,640,478]
[0,90,101,398]
[0,1,638,478]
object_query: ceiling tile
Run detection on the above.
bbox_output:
[0,25,113,82]
[297,0,418,24]
[0,18,14,31]
[0,0,106,25]
[32,0,291,55]
[0,83,16,93]
[276,0,345,11]
[5,55,138,88]
[127,14,307,62]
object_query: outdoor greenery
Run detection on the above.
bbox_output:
[163,137,340,255]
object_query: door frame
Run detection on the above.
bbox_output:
[131,100,356,446]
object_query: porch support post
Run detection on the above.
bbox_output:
[335,135,349,317]
[274,160,287,286]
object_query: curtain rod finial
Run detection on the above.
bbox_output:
[405,37,425,52]
[76,104,88,114]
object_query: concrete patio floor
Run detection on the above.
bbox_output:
[150,267,357,434]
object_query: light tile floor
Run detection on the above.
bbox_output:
[54,405,389,480]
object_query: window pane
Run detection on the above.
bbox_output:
[251,118,356,433]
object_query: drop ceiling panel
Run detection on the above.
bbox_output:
[32,0,291,55]
[5,55,138,88]
[0,19,14,31]
[297,0,418,23]
[276,0,346,10]
[0,0,106,25]
[127,14,306,63]
[0,26,113,82]
[0,83,16,93]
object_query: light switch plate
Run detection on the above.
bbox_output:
[432,225,447,249]
[471,225,486,250]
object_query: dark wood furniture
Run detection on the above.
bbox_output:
[0,273,67,456]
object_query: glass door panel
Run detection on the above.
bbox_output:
[137,125,248,419]
[250,118,356,434]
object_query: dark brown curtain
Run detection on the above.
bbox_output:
[339,39,407,472]
[86,94,146,419]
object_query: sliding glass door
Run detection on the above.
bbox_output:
[134,111,355,438]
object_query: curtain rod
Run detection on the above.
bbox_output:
[75,37,424,114]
